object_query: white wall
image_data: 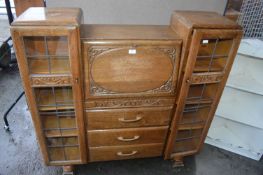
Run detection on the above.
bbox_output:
[47,0,227,25]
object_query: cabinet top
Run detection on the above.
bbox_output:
[172,11,241,29]
[80,24,180,40]
[12,7,82,26]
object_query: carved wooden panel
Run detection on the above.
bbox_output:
[86,44,179,97]
[190,72,224,84]
[31,75,72,87]
[85,98,175,109]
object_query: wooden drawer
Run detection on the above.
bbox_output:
[89,143,163,162]
[88,126,168,147]
[86,106,172,130]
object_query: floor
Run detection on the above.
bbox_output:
[0,18,263,175]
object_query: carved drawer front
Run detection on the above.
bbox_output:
[85,41,180,97]
[85,97,175,109]
[89,143,163,162]
[88,126,168,147]
[86,106,172,130]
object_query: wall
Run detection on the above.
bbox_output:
[47,0,227,25]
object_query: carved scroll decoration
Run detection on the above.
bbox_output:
[31,76,72,87]
[190,73,224,84]
[86,98,175,108]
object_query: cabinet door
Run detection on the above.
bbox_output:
[84,40,181,98]
[11,26,87,165]
[164,29,242,158]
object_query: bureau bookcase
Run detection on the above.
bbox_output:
[11,7,242,174]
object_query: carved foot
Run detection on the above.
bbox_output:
[172,157,184,168]
[63,165,74,175]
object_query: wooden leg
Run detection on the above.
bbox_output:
[172,156,184,168]
[63,165,74,175]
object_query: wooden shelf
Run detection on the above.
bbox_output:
[185,98,213,105]
[194,64,223,72]
[45,129,78,138]
[39,106,74,111]
[196,55,228,59]
[178,122,205,130]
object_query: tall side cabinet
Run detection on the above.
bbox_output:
[165,11,243,166]
[10,8,87,165]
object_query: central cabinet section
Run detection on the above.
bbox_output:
[83,40,181,162]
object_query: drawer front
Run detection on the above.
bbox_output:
[86,107,172,130]
[88,126,168,147]
[89,143,163,162]
[84,40,181,98]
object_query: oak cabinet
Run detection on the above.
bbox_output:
[11,7,242,173]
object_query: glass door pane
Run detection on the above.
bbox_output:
[35,86,74,111]
[194,38,234,73]
[23,36,70,74]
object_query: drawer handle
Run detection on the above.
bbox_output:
[117,135,140,142]
[117,151,138,157]
[118,116,142,123]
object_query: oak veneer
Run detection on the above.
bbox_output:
[88,126,168,147]
[86,106,172,129]
[11,7,242,173]
[89,143,164,162]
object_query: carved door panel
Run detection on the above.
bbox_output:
[84,40,181,98]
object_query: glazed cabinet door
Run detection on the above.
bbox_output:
[11,26,86,165]
[165,29,242,159]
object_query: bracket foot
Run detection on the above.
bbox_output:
[172,156,184,168]
[63,165,74,175]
